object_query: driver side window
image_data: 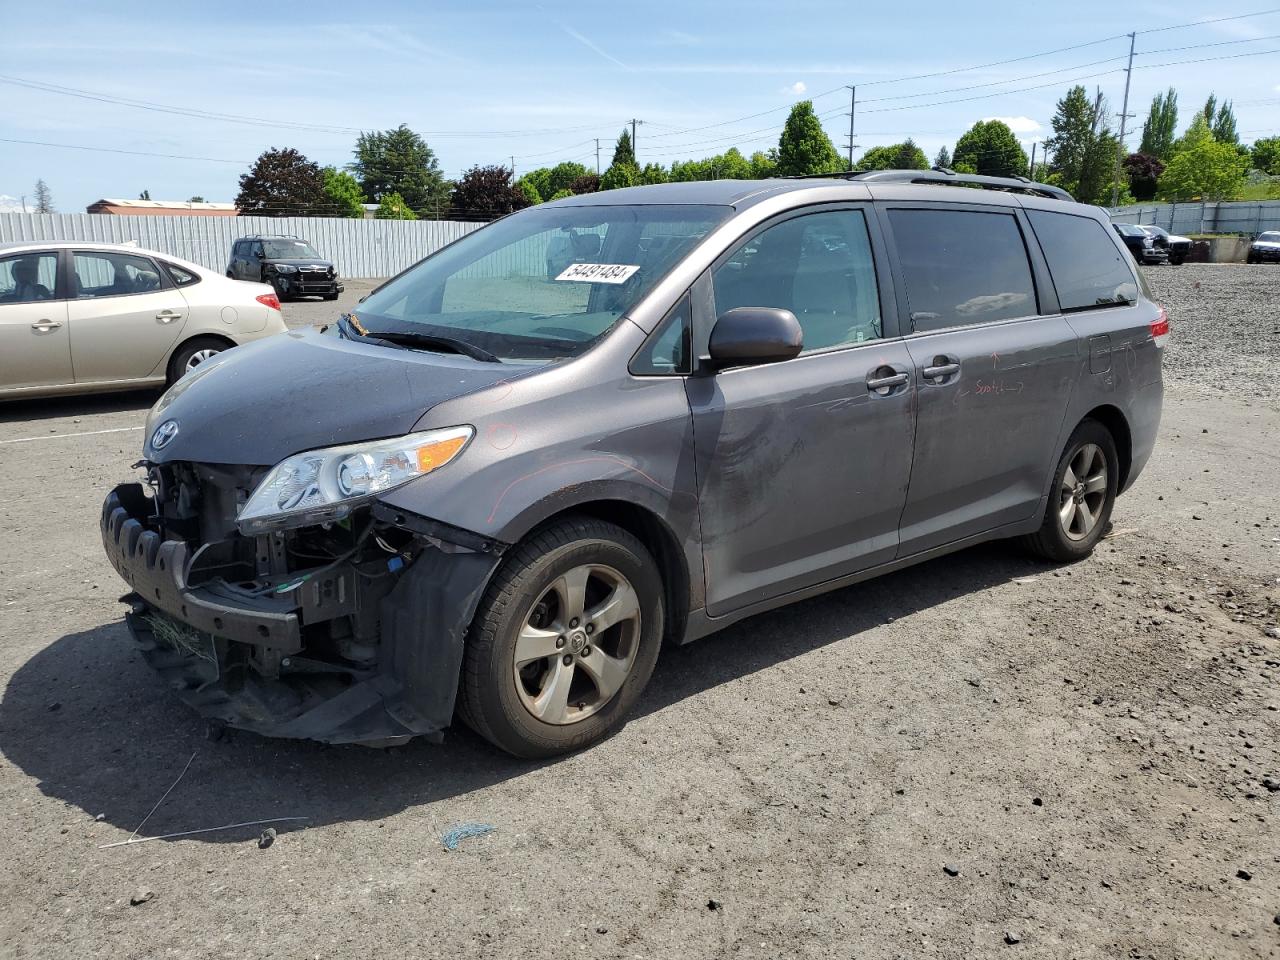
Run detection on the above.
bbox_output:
[712,209,883,353]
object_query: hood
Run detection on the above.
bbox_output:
[267,258,334,268]
[143,327,520,466]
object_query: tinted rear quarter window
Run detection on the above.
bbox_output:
[888,209,1037,332]
[1028,211,1138,311]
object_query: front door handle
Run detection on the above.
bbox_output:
[155,310,183,323]
[30,320,62,331]
[867,369,909,395]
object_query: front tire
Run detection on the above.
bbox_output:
[1022,419,1118,563]
[459,516,664,759]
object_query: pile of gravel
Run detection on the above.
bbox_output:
[1140,263,1280,398]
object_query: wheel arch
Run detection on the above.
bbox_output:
[1080,403,1133,490]
[163,332,238,382]
[523,499,691,647]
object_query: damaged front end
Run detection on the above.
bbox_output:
[101,462,504,745]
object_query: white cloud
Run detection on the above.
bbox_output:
[0,195,26,214]
[784,81,807,95]
[983,115,1041,134]
[663,29,699,46]
[560,25,632,70]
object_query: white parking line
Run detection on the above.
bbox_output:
[0,426,144,445]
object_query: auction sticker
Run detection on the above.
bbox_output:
[555,263,640,284]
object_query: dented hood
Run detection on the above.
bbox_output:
[143,327,518,465]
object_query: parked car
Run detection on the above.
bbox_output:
[1139,225,1191,265]
[227,235,342,301]
[1247,230,1280,264]
[102,171,1166,758]
[0,241,285,400]
[1112,222,1168,264]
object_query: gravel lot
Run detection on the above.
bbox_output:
[1,265,1278,959]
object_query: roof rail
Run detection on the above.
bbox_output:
[240,233,300,240]
[790,167,1074,201]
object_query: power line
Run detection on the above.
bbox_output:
[1135,7,1280,34]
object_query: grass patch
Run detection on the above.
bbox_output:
[145,612,214,662]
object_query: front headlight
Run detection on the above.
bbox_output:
[1142,237,1154,248]
[273,264,298,274]
[237,426,473,534]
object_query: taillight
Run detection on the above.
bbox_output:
[1150,307,1169,347]
[256,292,281,312]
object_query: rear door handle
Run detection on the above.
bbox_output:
[923,362,960,380]
[30,320,62,331]
[155,310,183,322]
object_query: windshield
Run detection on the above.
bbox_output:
[262,239,323,259]
[1258,232,1280,243]
[1115,224,1146,236]
[1141,226,1167,237]
[353,203,730,362]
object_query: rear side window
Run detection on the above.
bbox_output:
[889,209,1037,332]
[162,261,200,286]
[1028,211,1137,311]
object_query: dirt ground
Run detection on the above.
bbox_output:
[0,267,1277,960]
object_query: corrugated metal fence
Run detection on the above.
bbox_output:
[0,214,485,278]
[1106,200,1280,236]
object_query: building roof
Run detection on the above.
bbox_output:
[90,198,237,211]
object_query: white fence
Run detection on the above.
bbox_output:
[0,214,485,279]
[1106,200,1280,236]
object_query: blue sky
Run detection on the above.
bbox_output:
[3,0,1278,211]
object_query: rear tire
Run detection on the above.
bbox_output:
[1021,419,1118,563]
[459,516,664,759]
[167,336,231,385]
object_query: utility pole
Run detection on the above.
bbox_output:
[595,139,601,175]
[1111,31,1137,208]
[629,118,643,164]
[844,86,858,171]
[1028,142,1036,179]
[510,155,516,179]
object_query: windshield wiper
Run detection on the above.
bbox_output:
[372,330,502,363]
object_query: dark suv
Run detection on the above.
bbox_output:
[1112,222,1168,264]
[227,235,342,301]
[103,170,1166,758]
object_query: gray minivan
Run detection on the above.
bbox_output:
[102,171,1166,757]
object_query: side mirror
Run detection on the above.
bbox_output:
[706,307,803,370]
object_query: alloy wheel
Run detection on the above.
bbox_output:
[1057,442,1107,541]
[512,563,641,725]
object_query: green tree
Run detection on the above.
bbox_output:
[857,139,928,171]
[187,195,205,203]
[1211,98,1238,145]
[600,162,639,190]
[321,167,366,218]
[933,145,952,169]
[350,125,450,218]
[449,165,529,218]
[521,168,553,202]
[1138,88,1179,162]
[545,161,590,197]
[516,178,543,205]
[1159,116,1248,200]
[32,179,53,213]
[1045,86,1117,203]
[748,150,777,179]
[638,163,669,185]
[375,191,417,219]
[611,128,635,168]
[775,101,842,176]
[568,173,601,194]
[548,189,574,201]
[138,189,151,200]
[1251,136,1280,175]
[235,148,327,217]
[953,120,1028,178]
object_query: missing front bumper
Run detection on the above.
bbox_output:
[101,483,503,745]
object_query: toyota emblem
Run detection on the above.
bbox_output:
[151,420,180,450]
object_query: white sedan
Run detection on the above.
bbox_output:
[0,241,287,400]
